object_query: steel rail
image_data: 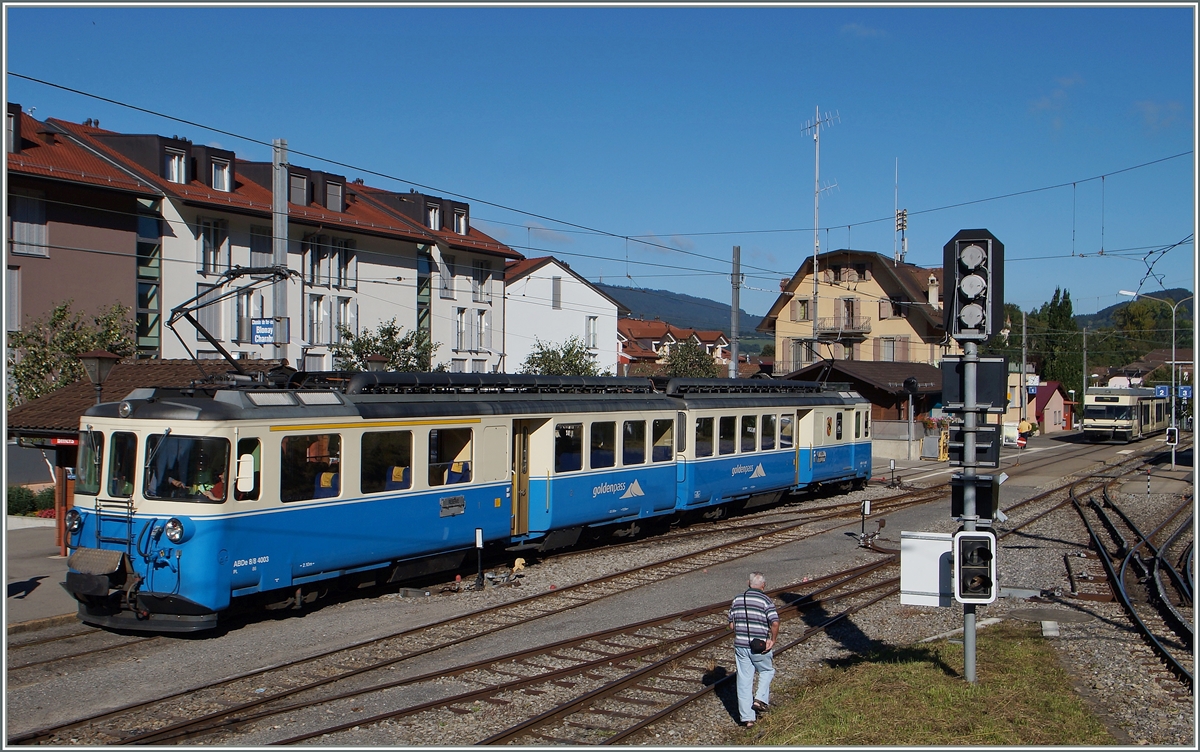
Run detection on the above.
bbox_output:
[1072,492,1193,692]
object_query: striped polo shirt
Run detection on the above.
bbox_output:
[728,588,779,648]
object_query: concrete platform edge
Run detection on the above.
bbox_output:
[8,612,78,635]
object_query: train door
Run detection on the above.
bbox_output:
[511,421,533,536]
[1140,402,1150,437]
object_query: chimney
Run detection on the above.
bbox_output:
[927,273,939,307]
[780,278,789,291]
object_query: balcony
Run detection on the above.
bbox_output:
[814,316,871,336]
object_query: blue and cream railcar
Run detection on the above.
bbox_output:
[61,372,873,632]
[61,373,682,631]
[1082,387,1169,442]
[666,379,872,515]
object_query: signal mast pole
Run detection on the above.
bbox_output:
[802,107,838,366]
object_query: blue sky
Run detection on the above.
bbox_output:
[5,4,1195,318]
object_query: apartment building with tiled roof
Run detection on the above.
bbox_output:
[6,104,520,372]
[6,103,164,353]
[616,318,730,371]
[758,249,962,374]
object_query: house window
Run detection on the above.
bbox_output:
[333,238,355,288]
[289,173,307,205]
[471,359,486,373]
[196,284,221,340]
[9,191,47,257]
[165,148,186,183]
[472,260,492,303]
[307,294,325,344]
[211,158,230,192]
[250,226,272,267]
[791,299,810,322]
[303,353,324,371]
[7,266,19,331]
[451,358,466,373]
[440,255,456,299]
[334,297,353,343]
[5,112,13,153]
[455,308,467,351]
[199,218,228,274]
[552,276,562,310]
[879,337,896,362]
[326,182,342,212]
[427,203,441,230]
[475,309,490,351]
[585,316,598,348]
[305,235,327,286]
[454,210,468,234]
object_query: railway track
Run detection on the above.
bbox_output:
[7,437,1184,745]
[1072,484,1194,691]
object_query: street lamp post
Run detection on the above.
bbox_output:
[1068,389,1075,430]
[1118,291,1194,470]
[78,350,122,405]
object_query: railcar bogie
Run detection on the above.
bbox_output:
[61,372,872,632]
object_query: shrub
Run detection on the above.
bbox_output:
[33,487,56,511]
[7,486,35,516]
[36,508,56,519]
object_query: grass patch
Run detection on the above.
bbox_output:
[744,620,1113,746]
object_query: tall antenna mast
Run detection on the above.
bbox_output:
[894,158,908,266]
[802,106,839,365]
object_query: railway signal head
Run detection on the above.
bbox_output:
[1165,426,1179,445]
[953,530,997,604]
[943,230,1004,342]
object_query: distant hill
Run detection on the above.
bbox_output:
[1074,287,1193,329]
[596,283,764,336]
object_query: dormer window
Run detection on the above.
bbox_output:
[326,182,342,212]
[289,173,307,205]
[453,210,468,234]
[6,112,14,153]
[211,158,230,192]
[427,204,441,230]
[165,148,186,183]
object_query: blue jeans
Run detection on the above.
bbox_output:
[734,646,775,722]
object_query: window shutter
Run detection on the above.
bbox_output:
[484,310,493,350]
[350,299,359,336]
[898,336,910,363]
[349,241,358,288]
[863,264,871,281]
[879,300,889,320]
[873,337,881,360]
[781,339,792,369]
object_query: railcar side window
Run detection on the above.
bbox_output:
[362,431,413,493]
[76,429,103,496]
[235,438,261,501]
[145,435,231,503]
[108,432,137,498]
[863,412,870,438]
[429,428,472,485]
[652,419,673,462]
[718,416,736,455]
[590,422,616,469]
[623,420,646,465]
[280,433,342,502]
[555,423,583,472]
[761,415,776,451]
[855,411,862,439]
[741,416,757,453]
[836,413,844,440]
[695,417,714,457]
[779,415,794,449]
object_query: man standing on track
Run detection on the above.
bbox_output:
[728,571,780,727]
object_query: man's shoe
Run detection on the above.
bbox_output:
[752,701,770,713]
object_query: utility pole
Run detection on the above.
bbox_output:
[802,106,838,368]
[1082,327,1088,404]
[729,245,741,379]
[272,138,289,364]
[1021,311,1028,421]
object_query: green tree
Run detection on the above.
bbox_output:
[760,343,776,359]
[6,301,136,408]
[663,340,720,378]
[518,336,608,376]
[1034,288,1081,392]
[329,318,442,372]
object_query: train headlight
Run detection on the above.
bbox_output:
[65,508,83,534]
[164,518,186,543]
[118,401,133,418]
